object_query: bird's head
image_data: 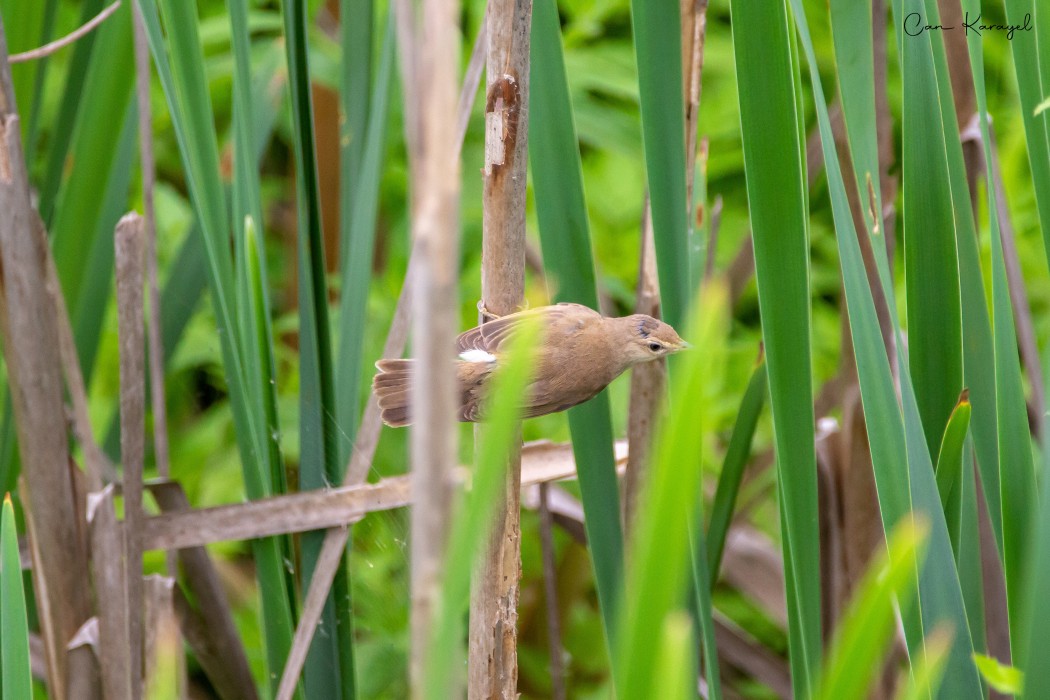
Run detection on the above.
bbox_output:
[614,314,690,366]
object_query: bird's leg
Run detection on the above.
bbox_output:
[476,299,531,324]
[476,299,502,323]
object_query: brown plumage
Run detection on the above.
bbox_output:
[372,302,688,427]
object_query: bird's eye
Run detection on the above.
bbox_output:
[648,342,662,352]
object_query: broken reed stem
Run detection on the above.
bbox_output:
[682,0,708,219]
[115,212,146,698]
[87,486,132,699]
[624,200,665,536]
[0,25,91,698]
[469,0,531,697]
[408,0,461,694]
[132,3,169,489]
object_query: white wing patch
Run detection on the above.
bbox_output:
[459,349,497,364]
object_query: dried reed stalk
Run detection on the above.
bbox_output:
[115,212,146,697]
[624,201,664,534]
[0,26,91,698]
[469,0,531,697]
[88,486,131,699]
[408,0,461,693]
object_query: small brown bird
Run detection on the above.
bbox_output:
[373,302,688,427]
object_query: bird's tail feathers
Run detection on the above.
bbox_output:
[373,359,414,427]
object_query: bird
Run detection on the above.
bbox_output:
[373,302,688,427]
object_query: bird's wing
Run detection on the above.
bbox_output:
[455,303,599,355]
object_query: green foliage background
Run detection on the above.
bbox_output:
[0,0,1045,697]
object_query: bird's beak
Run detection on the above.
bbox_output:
[677,340,693,351]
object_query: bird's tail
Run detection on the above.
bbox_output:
[373,359,414,427]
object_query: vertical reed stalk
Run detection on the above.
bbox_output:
[409,0,461,693]
[624,201,663,535]
[0,24,90,698]
[115,212,146,697]
[469,0,531,696]
[131,8,184,693]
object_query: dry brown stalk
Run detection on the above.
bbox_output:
[624,199,664,535]
[131,8,184,690]
[469,0,532,696]
[87,486,132,699]
[66,619,103,700]
[409,0,461,694]
[115,212,147,697]
[0,25,91,697]
[144,437,626,550]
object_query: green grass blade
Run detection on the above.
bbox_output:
[895,630,952,700]
[529,0,624,655]
[832,0,1003,553]
[616,284,726,699]
[0,495,30,699]
[688,521,722,700]
[37,0,104,222]
[335,12,394,466]
[650,613,697,700]
[706,356,766,583]
[960,0,1039,649]
[828,0,879,237]
[227,0,300,652]
[899,0,964,459]
[49,0,133,316]
[974,653,1024,695]
[69,102,137,386]
[1019,353,1050,697]
[338,0,373,274]
[819,518,929,700]
[2,0,43,137]
[138,1,298,691]
[19,0,57,164]
[935,393,971,514]
[279,0,354,695]
[729,1,821,694]
[628,0,688,327]
[1002,0,1050,268]
[790,3,982,695]
[424,317,542,700]
[617,285,726,700]
[954,439,986,656]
